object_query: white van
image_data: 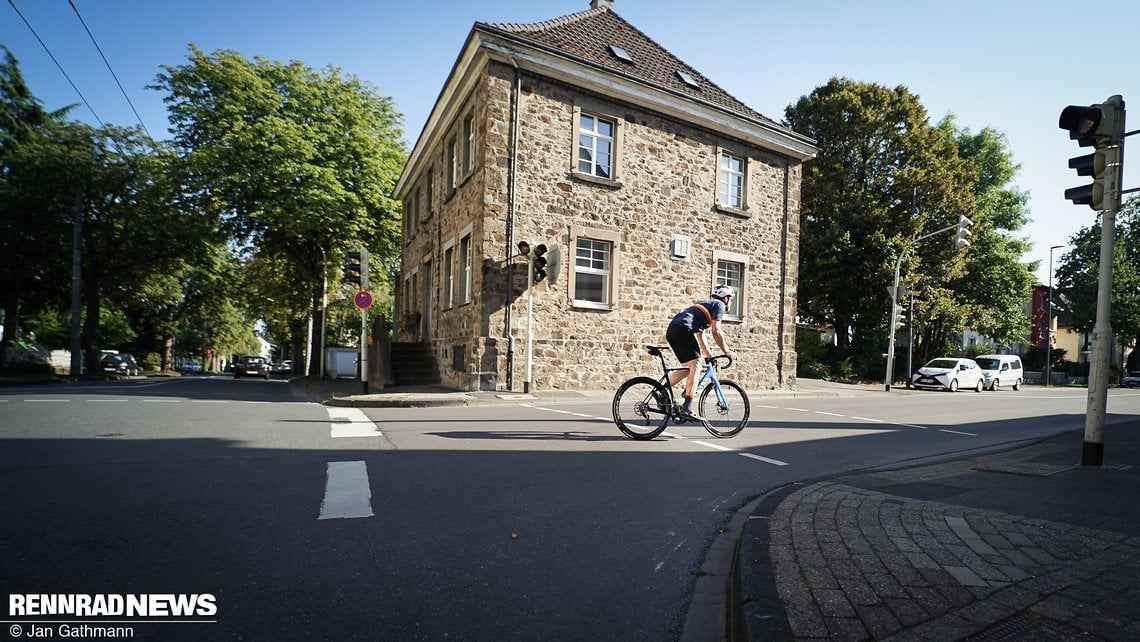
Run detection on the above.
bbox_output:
[975,354,1023,391]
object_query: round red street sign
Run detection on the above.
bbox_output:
[353,291,373,309]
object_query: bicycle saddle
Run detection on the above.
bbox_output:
[645,345,668,356]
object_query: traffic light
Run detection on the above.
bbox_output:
[955,215,973,249]
[1059,95,1125,211]
[532,244,548,283]
[344,248,369,289]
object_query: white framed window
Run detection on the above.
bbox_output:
[457,224,472,305]
[447,137,459,191]
[442,242,455,309]
[574,108,619,180]
[570,225,620,309]
[713,250,748,320]
[718,151,746,210]
[463,111,476,174]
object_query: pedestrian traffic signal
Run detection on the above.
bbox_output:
[1059,95,1125,211]
[955,215,973,249]
[532,243,548,283]
[344,248,369,289]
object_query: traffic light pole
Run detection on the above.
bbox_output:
[1083,204,1116,466]
[524,252,534,393]
[884,221,963,391]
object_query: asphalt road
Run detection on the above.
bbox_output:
[2,377,1137,639]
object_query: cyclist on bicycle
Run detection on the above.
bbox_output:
[665,285,737,420]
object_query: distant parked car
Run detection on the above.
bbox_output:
[234,355,270,379]
[975,354,1024,391]
[911,357,985,392]
[1123,371,1140,388]
[99,351,140,376]
[271,360,292,375]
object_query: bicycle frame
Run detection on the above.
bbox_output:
[652,349,732,412]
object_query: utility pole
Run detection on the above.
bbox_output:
[68,184,83,378]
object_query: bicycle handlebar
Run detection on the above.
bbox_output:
[705,354,734,368]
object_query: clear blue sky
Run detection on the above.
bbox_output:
[4,0,1138,285]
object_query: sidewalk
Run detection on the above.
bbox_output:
[734,423,1140,641]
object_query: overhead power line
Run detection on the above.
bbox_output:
[6,0,110,131]
[67,0,158,143]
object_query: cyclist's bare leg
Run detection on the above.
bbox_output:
[676,358,700,412]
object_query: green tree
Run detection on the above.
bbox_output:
[921,117,1035,359]
[785,78,975,377]
[153,46,406,377]
[0,46,74,343]
[1055,196,1140,369]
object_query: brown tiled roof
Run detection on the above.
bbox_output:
[481,5,778,127]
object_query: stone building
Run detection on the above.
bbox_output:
[393,0,816,392]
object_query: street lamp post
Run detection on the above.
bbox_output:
[1045,245,1064,386]
[884,217,972,391]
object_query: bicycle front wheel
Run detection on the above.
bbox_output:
[613,377,670,440]
[699,379,750,437]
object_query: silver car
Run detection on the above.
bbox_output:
[911,357,985,392]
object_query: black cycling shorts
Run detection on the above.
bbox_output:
[666,323,701,364]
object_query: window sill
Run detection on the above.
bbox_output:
[570,172,623,190]
[714,203,751,219]
[572,300,613,311]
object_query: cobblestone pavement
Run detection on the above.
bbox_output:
[737,429,1140,641]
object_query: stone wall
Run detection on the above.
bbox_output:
[398,60,802,392]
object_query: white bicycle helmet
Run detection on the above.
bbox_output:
[711,284,735,300]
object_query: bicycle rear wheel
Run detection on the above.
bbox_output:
[613,377,670,440]
[699,379,750,437]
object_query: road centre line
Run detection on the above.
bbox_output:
[814,411,845,417]
[939,428,979,436]
[143,398,181,403]
[692,440,733,452]
[740,452,790,466]
[25,399,70,402]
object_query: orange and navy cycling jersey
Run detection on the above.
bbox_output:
[669,299,727,333]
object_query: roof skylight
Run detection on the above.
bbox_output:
[608,44,633,63]
[676,70,700,89]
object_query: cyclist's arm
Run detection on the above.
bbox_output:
[695,329,712,358]
[707,319,736,361]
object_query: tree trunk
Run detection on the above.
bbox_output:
[1,297,18,343]
[162,334,174,371]
[82,283,101,376]
[307,277,325,379]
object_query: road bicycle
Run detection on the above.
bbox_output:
[612,345,750,440]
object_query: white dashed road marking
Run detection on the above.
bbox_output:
[740,453,790,466]
[318,461,374,520]
[326,407,381,438]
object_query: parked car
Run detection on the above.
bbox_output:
[99,351,140,376]
[975,354,1024,391]
[1123,371,1140,388]
[271,360,292,375]
[233,355,270,379]
[911,357,985,392]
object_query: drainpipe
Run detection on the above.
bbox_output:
[777,162,791,386]
[504,57,521,390]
